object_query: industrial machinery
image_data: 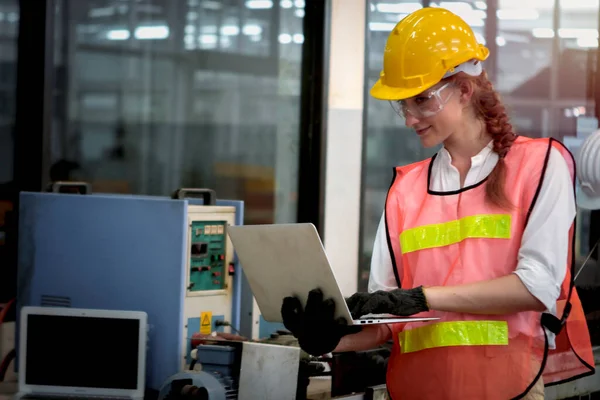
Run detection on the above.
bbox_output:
[152,328,391,400]
[158,340,302,400]
[16,185,245,390]
[14,183,391,399]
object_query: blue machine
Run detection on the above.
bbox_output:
[16,189,246,391]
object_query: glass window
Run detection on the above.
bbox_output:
[0,0,17,304]
[0,0,17,187]
[556,0,599,100]
[489,0,555,142]
[496,0,554,96]
[51,0,305,225]
[0,0,17,247]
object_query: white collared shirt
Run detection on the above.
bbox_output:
[368,141,576,345]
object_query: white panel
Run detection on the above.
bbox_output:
[323,0,366,297]
[323,109,364,296]
[328,0,367,110]
[238,342,300,400]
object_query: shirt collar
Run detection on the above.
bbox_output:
[438,140,494,165]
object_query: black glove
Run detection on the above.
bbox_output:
[281,288,362,356]
[346,286,429,319]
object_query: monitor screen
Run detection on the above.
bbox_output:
[25,314,140,389]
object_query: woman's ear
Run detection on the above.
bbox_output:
[458,80,475,105]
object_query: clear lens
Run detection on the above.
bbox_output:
[390,82,454,119]
[389,100,403,117]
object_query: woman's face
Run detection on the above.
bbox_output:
[398,81,466,148]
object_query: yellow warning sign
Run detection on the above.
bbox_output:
[200,311,212,335]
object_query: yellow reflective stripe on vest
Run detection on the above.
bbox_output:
[399,214,511,254]
[399,320,509,354]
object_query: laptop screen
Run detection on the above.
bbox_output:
[25,314,140,390]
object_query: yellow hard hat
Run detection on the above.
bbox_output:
[370,7,490,101]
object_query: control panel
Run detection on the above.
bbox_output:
[181,202,236,371]
[189,220,227,292]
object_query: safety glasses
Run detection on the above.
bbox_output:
[390,82,455,119]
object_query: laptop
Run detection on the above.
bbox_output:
[15,306,147,400]
[227,223,438,326]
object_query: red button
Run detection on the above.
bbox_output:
[219,255,225,260]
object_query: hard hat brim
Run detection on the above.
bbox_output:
[370,78,436,101]
[577,188,600,210]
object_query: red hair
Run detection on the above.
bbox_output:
[450,71,517,210]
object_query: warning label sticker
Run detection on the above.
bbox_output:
[200,311,212,335]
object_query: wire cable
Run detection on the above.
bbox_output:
[0,348,15,382]
[574,238,600,282]
[214,320,242,336]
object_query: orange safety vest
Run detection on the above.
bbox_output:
[383,137,594,399]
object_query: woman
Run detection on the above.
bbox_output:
[281,7,595,400]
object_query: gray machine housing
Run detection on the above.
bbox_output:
[158,341,301,400]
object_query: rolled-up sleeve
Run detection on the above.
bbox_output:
[512,148,576,313]
[368,211,401,293]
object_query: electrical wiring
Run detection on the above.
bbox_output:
[0,348,15,382]
[0,298,17,382]
[214,320,242,336]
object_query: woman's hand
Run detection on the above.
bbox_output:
[280,288,361,356]
[346,286,429,318]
